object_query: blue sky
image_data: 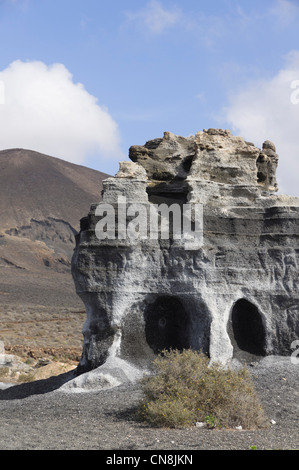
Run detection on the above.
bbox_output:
[0,0,299,195]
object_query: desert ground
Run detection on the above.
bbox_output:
[0,298,298,451]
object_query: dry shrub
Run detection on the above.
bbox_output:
[138,349,268,429]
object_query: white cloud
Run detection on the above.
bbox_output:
[223,51,299,196]
[125,0,181,35]
[269,0,299,28]
[0,60,123,165]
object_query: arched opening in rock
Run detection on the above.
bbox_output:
[144,296,192,354]
[228,299,266,359]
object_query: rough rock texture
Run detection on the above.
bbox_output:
[72,129,299,375]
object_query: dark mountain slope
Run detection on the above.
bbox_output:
[0,148,110,307]
[0,148,108,229]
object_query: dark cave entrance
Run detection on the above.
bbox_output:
[144,296,191,354]
[228,299,266,359]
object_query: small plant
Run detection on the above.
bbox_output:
[205,414,217,429]
[138,349,268,429]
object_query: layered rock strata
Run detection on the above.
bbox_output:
[72,129,299,373]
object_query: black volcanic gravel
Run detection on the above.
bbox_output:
[0,356,298,451]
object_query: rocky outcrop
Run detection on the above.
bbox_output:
[72,129,299,375]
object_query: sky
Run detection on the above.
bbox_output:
[0,0,299,195]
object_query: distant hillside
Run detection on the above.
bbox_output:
[0,148,110,307]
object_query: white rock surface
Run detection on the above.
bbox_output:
[72,129,299,375]
[59,357,146,393]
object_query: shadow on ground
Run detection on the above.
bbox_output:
[0,369,77,400]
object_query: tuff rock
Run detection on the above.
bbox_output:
[71,129,299,375]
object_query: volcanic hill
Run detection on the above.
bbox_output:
[0,148,109,309]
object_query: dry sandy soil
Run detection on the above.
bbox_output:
[0,277,298,452]
[0,302,84,384]
[0,299,298,452]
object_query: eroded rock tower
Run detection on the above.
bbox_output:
[72,129,299,373]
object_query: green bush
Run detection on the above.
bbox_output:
[138,349,268,429]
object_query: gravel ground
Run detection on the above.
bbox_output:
[0,356,298,452]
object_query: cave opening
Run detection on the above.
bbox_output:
[229,299,266,358]
[144,296,192,354]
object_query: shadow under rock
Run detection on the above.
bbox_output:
[0,369,77,400]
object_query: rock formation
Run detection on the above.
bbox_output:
[72,129,299,375]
